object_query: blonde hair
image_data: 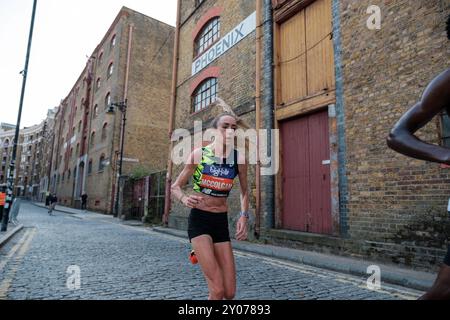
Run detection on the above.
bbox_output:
[210,97,251,129]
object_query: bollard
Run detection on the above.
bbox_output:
[0,192,5,231]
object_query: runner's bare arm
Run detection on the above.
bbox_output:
[170,148,204,208]
[387,69,450,164]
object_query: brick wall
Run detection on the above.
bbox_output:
[339,0,450,269]
[52,8,174,214]
[169,0,258,235]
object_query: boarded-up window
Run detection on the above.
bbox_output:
[277,0,334,105]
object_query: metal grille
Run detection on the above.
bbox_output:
[192,78,218,112]
[194,18,220,57]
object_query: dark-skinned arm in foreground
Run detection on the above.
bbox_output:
[387,68,450,164]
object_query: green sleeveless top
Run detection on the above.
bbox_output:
[192,145,239,198]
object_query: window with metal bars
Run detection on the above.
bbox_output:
[194,18,220,57]
[105,93,111,109]
[191,78,218,113]
[107,63,114,78]
[440,112,450,148]
[99,155,105,172]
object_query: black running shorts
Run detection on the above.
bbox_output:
[188,208,230,243]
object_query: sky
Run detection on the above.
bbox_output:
[0,0,177,128]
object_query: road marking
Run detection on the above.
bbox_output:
[0,228,33,273]
[0,228,37,299]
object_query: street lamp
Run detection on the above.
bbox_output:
[1,0,37,232]
[107,99,127,218]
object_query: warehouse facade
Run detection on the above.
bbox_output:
[166,0,450,271]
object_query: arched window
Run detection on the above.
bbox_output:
[76,143,80,155]
[107,63,114,78]
[191,77,218,112]
[93,104,98,118]
[105,93,111,108]
[96,78,101,90]
[90,132,95,147]
[78,120,82,132]
[98,51,103,64]
[110,35,116,50]
[194,17,220,57]
[98,154,105,172]
[88,159,93,174]
[101,123,108,141]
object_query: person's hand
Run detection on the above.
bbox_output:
[235,216,248,241]
[182,195,204,208]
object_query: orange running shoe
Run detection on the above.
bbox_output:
[189,250,198,264]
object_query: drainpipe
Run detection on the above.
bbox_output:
[255,0,262,238]
[262,0,275,230]
[112,23,134,216]
[163,0,181,225]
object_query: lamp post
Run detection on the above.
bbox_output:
[107,99,127,218]
[1,0,37,232]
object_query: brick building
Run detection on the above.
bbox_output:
[1,122,47,199]
[167,0,259,234]
[38,107,58,201]
[0,123,17,189]
[15,122,46,199]
[166,0,450,271]
[50,7,174,214]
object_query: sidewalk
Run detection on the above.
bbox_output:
[32,201,436,292]
[32,202,143,226]
[0,224,24,248]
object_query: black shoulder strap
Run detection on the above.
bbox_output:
[234,149,239,175]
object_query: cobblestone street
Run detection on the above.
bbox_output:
[0,202,424,300]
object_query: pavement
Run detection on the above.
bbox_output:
[30,201,436,292]
[0,201,436,299]
[0,224,24,248]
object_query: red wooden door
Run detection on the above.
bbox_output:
[280,109,332,234]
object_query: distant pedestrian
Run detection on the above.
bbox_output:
[81,193,88,211]
[45,192,50,207]
[48,193,57,215]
